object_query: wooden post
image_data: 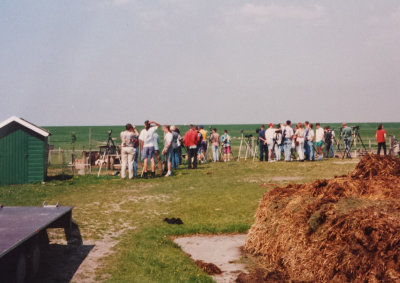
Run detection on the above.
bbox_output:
[61,150,65,177]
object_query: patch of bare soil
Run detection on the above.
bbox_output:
[174,234,248,283]
[245,154,400,282]
[195,260,222,275]
[243,176,303,183]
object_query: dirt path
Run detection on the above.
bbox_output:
[174,234,248,283]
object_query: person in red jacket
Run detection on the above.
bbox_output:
[184,125,200,169]
[376,124,387,155]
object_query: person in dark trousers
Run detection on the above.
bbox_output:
[376,124,387,155]
[183,125,199,169]
[323,126,333,158]
[258,125,268,161]
[341,123,353,159]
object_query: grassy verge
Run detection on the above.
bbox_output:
[0,159,357,282]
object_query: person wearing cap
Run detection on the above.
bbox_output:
[120,123,137,179]
[341,123,352,158]
[265,123,276,162]
[294,122,305,161]
[282,120,294,161]
[139,120,160,178]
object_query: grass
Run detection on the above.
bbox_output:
[0,159,358,282]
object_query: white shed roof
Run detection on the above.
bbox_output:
[0,116,50,137]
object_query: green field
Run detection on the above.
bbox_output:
[45,122,400,151]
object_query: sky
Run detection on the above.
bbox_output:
[1,0,399,126]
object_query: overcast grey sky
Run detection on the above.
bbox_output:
[1,0,399,126]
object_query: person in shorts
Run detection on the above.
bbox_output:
[220,130,232,162]
[139,120,160,178]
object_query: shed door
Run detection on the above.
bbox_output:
[0,129,28,185]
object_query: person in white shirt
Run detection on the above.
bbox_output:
[120,123,137,179]
[283,120,294,161]
[162,125,173,177]
[315,123,324,161]
[264,123,276,162]
[294,123,306,161]
[307,124,315,161]
[139,120,160,178]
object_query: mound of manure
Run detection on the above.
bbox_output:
[244,154,400,282]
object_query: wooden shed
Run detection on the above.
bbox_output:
[0,116,51,185]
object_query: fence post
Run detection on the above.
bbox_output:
[89,128,92,174]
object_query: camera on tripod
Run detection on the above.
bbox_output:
[245,134,253,139]
[351,125,360,130]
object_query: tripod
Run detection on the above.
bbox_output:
[271,138,279,161]
[342,127,368,159]
[332,134,343,157]
[245,136,256,160]
[97,131,121,177]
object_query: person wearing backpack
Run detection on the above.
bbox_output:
[170,126,180,169]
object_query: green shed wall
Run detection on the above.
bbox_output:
[0,129,29,185]
[27,134,45,183]
[0,125,48,185]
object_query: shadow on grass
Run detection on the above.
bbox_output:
[32,244,94,283]
[46,174,74,181]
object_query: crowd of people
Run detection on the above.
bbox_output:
[118,120,388,179]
